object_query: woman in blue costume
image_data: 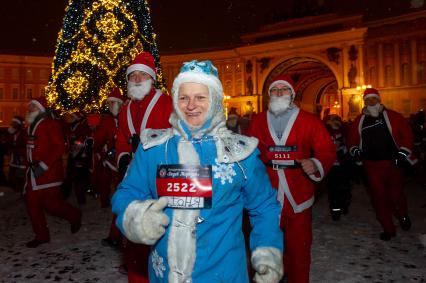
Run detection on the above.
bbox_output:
[112,60,283,283]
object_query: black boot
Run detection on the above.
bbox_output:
[25,238,49,248]
[379,231,396,241]
[330,209,341,221]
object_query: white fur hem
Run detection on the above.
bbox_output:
[123,199,156,244]
[251,247,283,276]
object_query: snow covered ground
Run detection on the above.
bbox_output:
[0,179,425,283]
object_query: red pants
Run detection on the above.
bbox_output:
[281,202,312,283]
[363,160,408,233]
[124,240,150,283]
[25,186,81,242]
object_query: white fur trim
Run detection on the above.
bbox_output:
[12,118,22,125]
[363,93,380,100]
[251,247,283,279]
[30,100,46,112]
[107,97,123,103]
[39,161,48,170]
[166,136,201,282]
[126,64,156,81]
[268,80,295,98]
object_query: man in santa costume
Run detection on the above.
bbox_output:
[24,97,82,248]
[247,75,336,283]
[347,88,416,241]
[93,88,125,209]
[7,116,27,192]
[115,51,173,282]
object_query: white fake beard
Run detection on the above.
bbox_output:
[127,80,152,100]
[108,102,122,117]
[7,126,17,134]
[268,96,292,116]
[26,110,40,125]
[367,104,381,117]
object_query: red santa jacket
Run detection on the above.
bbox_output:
[26,116,66,191]
[347,107,417,164]
[93,113,118,171]
[247,108,336,213]
[116,88,172,163]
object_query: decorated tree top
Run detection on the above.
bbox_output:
[45,0,165,115]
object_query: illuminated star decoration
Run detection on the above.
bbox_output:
[45,0,166,115]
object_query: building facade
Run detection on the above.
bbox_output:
[1,11,426,126]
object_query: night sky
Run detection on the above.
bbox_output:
[0,0,423,56]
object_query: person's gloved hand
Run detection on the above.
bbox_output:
[350,146,362,165]
[32,162,46,178]
[253,264,282,283]
[396,149,410,167]
[139,197,170,245]
[118,153,131,176]
[123,197,170,245]
[350,146,362,158]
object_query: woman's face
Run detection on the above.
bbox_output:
[177,82,210,128]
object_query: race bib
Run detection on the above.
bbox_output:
[266,145,298,166]
[156,164,212,209]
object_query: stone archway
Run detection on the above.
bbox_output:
[263,57,340,118]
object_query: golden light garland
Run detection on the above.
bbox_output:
[45,0,165,115]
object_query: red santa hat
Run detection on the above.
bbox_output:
[29,96,48,112]
[126,51,156,81]
[363,88,380,101]
[11,115,24,125]
[268,75,296,98]
[106,88,125,103]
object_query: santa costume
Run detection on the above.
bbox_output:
[115,51,173,283]
[247,75,336,283]
[24,97,82,248]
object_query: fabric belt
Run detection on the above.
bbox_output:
[265,162,300,170]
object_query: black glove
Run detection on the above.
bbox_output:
[118,154,131,176]
[350,147,362,158]
[395,149,410,167]
[130,134,140,152]
[32,163,46,178]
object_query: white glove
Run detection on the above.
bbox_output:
[253,264,282,283]
[123,197,170,245]
[141,197,170,244]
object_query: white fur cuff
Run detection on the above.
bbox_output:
[123,199,156,244]
[251,247,283,279]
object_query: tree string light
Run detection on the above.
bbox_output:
[45,0,166,115]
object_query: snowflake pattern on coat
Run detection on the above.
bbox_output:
[152,249,166,278]
[212,158,236,185]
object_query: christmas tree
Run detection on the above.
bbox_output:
[45,0,165,114]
